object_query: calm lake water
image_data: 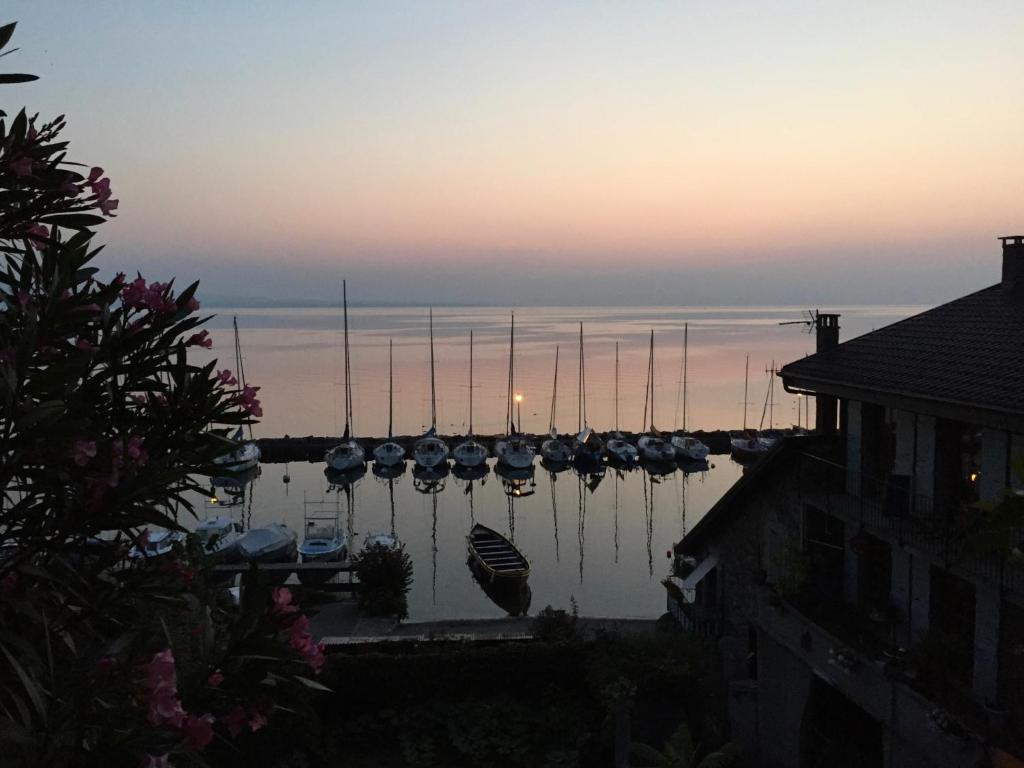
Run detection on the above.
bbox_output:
[189,305,922,621]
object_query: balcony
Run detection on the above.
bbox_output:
[796,452,1024,597]
[756,589,987,767]
[664,575,719,638]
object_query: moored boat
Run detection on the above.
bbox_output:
[326,281,366,472]
[128,529,186,561]
[540,345,573,464]
[238,523,297,564]
[196,516,243,563]
[466,523,530,583]
[374,338,406,467]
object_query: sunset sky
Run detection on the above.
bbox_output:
[5,1,1023,304]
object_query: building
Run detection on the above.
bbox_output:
[666,236,1024,767]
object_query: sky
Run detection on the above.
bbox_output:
[4,1,1023,305]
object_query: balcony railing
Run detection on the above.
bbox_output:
[797,452,1023,596]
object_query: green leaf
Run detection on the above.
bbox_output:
[0,74,37,84]
[292,675,333,692]
[38,213,106,228]
[0,644,47,721]
[0,23,16,52]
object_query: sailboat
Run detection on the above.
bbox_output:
[494,314,535,470]
[606,341,639,466]
[540,345,573,464]
[671,323,709,462]
[413,308,450,470]
[453,331,488,468]
[214,317,262,472]
[571,323,606,471]
[325,281,366,472]
[637,330,676,464]
[730,354,770,460]
[373,339,406,467]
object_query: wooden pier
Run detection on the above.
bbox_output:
[213,561,360,593]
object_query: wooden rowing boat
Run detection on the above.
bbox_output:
[466,523,530,583]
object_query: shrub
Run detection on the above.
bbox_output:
[352,543,413,619]
[531,599,579,642]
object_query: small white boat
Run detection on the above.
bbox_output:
[541,433,573,463]
[326,280,365,472]
[238,523,297,563]
[638,433,676,463]
[414,429,450,469]
[730,430,771,460]
[373,441,405,466]
[196,516,243,563]
[607,434,639,466]
[495,434,535,469]
[214,428,261,472]
[672,434,709,462]
[128,529,186,560]
[572,325,606,470]
[374,339,406,467]
[415,310,450,470]
[298,518,346,585]
[540,346,573,464]
[637,331,676,465]
[326,437,365,471]
[454,331,489,468]
[363,532,398,551]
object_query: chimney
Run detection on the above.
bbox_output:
[1000,235,1024,297]
[816,312,840,354]
[814,312,840,435]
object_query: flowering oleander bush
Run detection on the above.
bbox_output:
[0,22,317,767]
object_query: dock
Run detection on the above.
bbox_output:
[213,561,359,593]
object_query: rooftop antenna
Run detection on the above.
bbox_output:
[778,308,819,333]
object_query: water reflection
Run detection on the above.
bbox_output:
[189,455,745,620]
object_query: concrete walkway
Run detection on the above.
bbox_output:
[310,598,662,645]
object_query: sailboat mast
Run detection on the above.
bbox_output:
[233,316,252,440]
[342,281,353,436]
[650,330,655,431]
[743,354,749,431]
[578,323,585,430]
[429,307,436,430]
[641,330,653,433]
[506,315,515,434]
[614,342,619,433]
[682,323,688,433]
[549,345,559,433]
[387,338,393,438]
[468,330,474,435]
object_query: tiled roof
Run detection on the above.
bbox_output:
[779,285,1024,416]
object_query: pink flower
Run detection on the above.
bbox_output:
[125,435,147,466]
[186,330,212,348]
[60,174,82,196]
[271,587,299,617]
[1,572,17,594]
[121,277,148,309]
[70,440,97,466]
[88,167,104,183]
[237,385,263,417]
[185,297,200,312]
[76,338,98,354]
[144,649,186,728]
[91,177,111,199]
[131,393,147,405]
[220,706,248,738]
[181,712,215,751]
[97,655,115,674]
[135,529,151,551]
[216,369,237,387]
[248,709,268,732]
[16,289,30,308]
[141,755,169,768]
[9,156,32,177]
[305,641,326,673]
[206,671,224,688]
[23,224,48,250]
[98,197,119,217]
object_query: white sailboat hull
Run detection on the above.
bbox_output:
[414,436,450,468]
[638,435,675,463]
[373,441,405,466]
[607,438,639,465]
[495,438,535,469]
[326,440,365,471]
[453,439,488,467]
[214,441,261,472]
[540,438,572,463]
[671,435,709,461]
